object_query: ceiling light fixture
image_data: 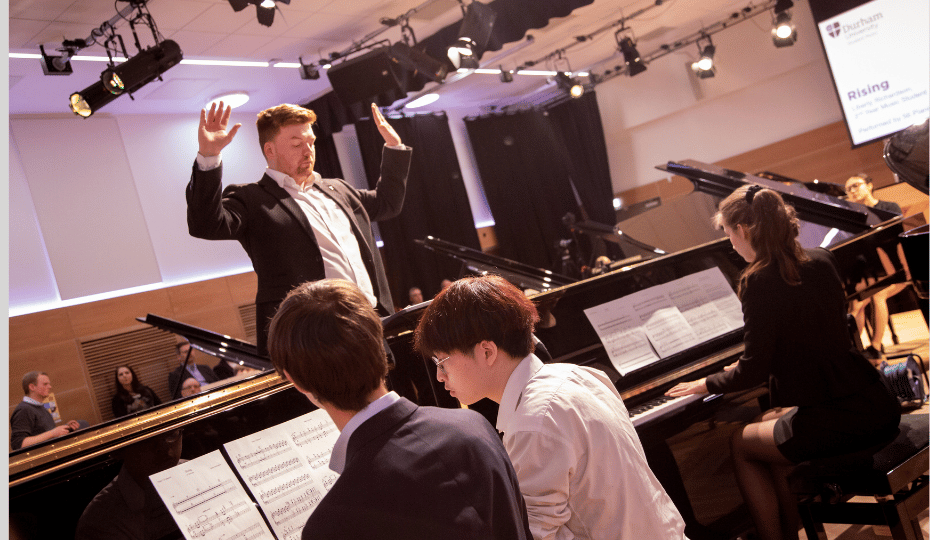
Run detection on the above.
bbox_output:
[771,0,797,47]
[691,35,716,79]
[227,0,291,27]
[616,33,647,76]
[555,72,585,98]
[447,1,497,70]
[70,40,182,117]
[207,92,250,109]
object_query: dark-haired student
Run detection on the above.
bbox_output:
[267,279,533,540]
[668,184,900,540]
[414,274,687,540]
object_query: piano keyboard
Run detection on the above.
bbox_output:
[629,393,718,428]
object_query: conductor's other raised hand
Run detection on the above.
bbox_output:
[199,101,242,157]
[371,103,402,147]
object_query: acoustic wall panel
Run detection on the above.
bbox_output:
[11,116,162,300]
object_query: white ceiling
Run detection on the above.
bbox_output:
[9,0,775,117]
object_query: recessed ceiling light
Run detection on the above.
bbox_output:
[207,92,250,109]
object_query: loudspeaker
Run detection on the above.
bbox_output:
[326,47,407,108]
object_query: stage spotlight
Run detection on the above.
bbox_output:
[69,81,120,118]
[389,42,448,83]
[617,36,647,77]
[499,67,514,83]
[771,11,797,47]
[555,72,584,98]
[227,0,289,27]
[299,63,320,80]
[447,1,497,70]
[40,44,74,76]
[71,40,182,117]
[691,38,716,79]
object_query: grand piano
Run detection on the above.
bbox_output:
[8,161,916,540]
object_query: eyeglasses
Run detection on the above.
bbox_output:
[845,181,866,193]
[432,355,450,375]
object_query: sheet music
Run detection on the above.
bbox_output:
[626,287,701,358]
[666,268,743,340]
[584,267,743,375]
[583,301,661,375]
[224,409,340,540]
[150,450,274,540]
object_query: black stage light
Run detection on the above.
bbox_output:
[69,80,120,118]
[555,72,584,98]
[691,39,716,79]
[772,11,797,47]
[389,42,448,83]
[228,0,250,11]
[447,1,497,70]
[72,40,183,117]
[499,67,514,83]
[40,44,73,76]
[617,36,647,76]
[299,63,320,80]
[256,2,275,27]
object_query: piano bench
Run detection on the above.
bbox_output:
[789,413,929,540]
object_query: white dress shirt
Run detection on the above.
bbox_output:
[497,355,688,540]
[196,153,376,306]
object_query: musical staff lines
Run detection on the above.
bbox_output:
[185,500,251,538]
[235,440,290,469]
[173,479,238,513]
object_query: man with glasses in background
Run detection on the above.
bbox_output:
[266,279,532,540]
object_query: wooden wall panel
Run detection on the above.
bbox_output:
[66,289,173,337]
[9,341,84,408]
[225,272,257,306]
[9,308,74,351]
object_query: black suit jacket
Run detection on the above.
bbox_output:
[168,364,220,399]
[186,146,412,352]
[303,398,532,540]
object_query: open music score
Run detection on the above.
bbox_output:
[584,267,743,375]
[151,409,341,540]
[150,450,274,539]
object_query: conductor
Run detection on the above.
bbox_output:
[187,101,412,354]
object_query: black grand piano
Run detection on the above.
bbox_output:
[9,161,917,540]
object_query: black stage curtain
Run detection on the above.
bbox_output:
[304,94,344,180]
[464,92,615,273]
[355,113,480,308]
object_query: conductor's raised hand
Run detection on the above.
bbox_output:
[665,378,708,397]
[371,103,402,147]
[199,101,242,157]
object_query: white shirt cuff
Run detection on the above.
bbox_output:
[196,153,222,171]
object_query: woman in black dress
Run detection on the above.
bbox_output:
[111,365,162,418]
[668,184,900,540]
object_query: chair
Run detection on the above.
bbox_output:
[789,413,929,540]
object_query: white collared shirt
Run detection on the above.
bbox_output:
[327,391,401,474]
[196,153,376,307]
[497,355,688,540]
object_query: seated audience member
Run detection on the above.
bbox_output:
[668,185,900,540]
[76,428,184,540]
[179,378,203,398]
[267,279,533,540]
[408,286,424,305]
[844,173,909,359]
[11,371,89,450]
[112,365,162,418]
[440,278,453,291]
[414,275,687,540]
[167,341,220,399]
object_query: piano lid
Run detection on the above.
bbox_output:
[659,159,889,231]
[416,236,575,292]
[137,313,273,372]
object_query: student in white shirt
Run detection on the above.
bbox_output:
[414,275,688,540]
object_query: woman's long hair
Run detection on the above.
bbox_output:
[113,365,144,399]
[713,184,809,296]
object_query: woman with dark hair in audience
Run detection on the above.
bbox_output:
[111,365,162,418]
[667,184,900,540]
